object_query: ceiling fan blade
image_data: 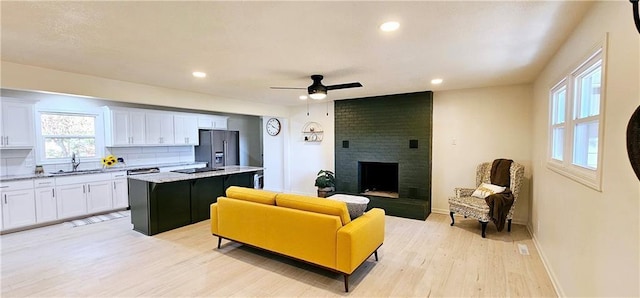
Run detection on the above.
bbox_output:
[270,87,306,90]
[326,82,363,90]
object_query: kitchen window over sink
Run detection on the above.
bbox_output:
[38,112,101,161]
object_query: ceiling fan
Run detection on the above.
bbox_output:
[270,74,363,100]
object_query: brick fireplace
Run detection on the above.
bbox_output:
[334,91,432,219]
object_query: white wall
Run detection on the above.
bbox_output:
[262,116,288,192]
[530,2,639,297]
[431,85,533,224]
[287,102,335,196]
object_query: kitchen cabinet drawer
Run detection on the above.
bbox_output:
[110,171,127,179]
[33,178,55,188]
[0,180,34,191]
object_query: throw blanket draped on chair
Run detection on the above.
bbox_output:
[485,159,514,231]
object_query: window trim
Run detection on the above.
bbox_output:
[36,110,104,165]
[546,36,607,191]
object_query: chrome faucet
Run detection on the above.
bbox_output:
[71,152,80,171]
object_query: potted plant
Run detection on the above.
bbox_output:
[315,170,335,198]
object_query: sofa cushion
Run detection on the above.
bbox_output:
[226,186,278,205]
[276,193,351,226]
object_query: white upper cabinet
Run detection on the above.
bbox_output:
[104,108,146,146]
[174,114,199,145]
[197,115,228,130]
[104,107,213,147]
[0,98,35,149]
[145,112,175,145]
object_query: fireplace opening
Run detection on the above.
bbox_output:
[359,162,399,198]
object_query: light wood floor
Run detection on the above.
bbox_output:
[0,213,556,297]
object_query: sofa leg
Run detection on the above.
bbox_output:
[374,250,379,261]
[217,237,222,249]
[480,221,487,238]
[344,274,349,292]
[449,211,455,226]
[508,219,512,232]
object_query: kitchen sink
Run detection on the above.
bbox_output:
[50,169,104,176]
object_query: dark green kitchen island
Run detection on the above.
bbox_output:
[128,166,262,236]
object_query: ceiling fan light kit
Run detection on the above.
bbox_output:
[271,74,362,101]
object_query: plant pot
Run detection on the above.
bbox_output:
[317,187,334,198]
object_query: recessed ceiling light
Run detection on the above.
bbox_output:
[192,71,207,78]
[380,21,400,32]
[299,95,308,100]
[431,78,443,84]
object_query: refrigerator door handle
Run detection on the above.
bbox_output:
[223,140,228,166]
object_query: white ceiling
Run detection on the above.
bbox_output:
[1,1,593,106]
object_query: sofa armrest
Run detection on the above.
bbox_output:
[210,202,219,235]
[336,208,385,274]
[455,188,475,198]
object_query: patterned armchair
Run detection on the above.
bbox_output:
[448,161,524,238]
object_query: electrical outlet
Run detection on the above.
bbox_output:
[452,138,457,145]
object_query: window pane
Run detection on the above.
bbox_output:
[41,114,95,136]
[575,62,601,119]
[573,121,598,169]
[44,138,96,159]
[552,87,566,125]
[552,127,564,161]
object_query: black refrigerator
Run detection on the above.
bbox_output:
[195,130,240,168]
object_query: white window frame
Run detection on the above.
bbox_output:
[547,37,606,191]
[35,110,104,165]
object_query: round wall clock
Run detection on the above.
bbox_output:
[266,118,281,136]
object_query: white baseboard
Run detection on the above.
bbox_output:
[527,225,564,297]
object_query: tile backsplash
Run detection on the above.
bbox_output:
[0,149,36,176]
[0,146,195,176]
[108,146,195,167]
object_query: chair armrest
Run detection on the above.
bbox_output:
[336,208,385,274]
[455,188,475,197]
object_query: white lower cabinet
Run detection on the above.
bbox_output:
[1,180,37,230]
[35,186,58,223]
[1,172,129,232]
[55,173,113,218]
[86,181,113,213]
[112,180,129,209]
[55,184,88,219]
[2,189,37,229]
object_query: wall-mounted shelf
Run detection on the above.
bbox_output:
[302,122,323,142]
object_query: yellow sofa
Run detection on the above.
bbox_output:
[210,186,385,292]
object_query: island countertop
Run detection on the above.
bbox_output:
[127,165,263,183]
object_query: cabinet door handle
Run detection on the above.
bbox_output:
[0,135,3,145]
[4,194,7,204]
[88,185,91,192]
[83,185,86,193]
[52,189,55,197]
[5,136,8,145]
[114,182,116,190]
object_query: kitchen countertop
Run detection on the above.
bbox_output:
[128,166,264,183]
[0,162,207,182]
